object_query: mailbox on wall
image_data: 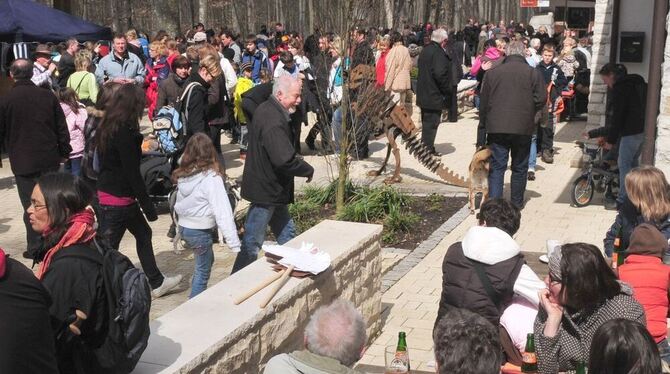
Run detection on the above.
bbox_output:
[620,32,645,63]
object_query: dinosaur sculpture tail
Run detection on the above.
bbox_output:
[401,132,470,188]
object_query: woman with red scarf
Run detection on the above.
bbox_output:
[27,172,108,373]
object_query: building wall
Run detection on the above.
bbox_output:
[587,0,613,129]
[617,0,653,80]
[653,14,670,176]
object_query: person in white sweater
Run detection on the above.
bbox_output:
[173,133,241,298]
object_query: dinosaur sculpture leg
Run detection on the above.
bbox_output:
[384,129,403,184]
[368,143,392,177]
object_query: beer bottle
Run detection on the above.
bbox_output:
[612,226,625,269]
[395,331,410,371]
[576,361,587,374]
[521,333,538,373]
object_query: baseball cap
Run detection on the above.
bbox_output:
[193,32,207,43]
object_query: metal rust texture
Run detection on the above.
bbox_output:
[346,65,469,188]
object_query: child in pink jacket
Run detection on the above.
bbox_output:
[57,88,88,176]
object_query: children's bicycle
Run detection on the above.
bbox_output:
[571,142,619,207]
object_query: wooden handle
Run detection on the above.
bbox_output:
[233,270,284,305]
[68,309,88,336]
[260,265,294,308]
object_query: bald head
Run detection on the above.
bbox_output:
[10,59,33,80]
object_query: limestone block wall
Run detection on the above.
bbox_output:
[134,220,383,374]
[654,14,670,176]
[587,0,614,129]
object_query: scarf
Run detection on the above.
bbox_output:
[37,209,97,280]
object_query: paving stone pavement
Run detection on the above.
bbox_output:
[354,115,618,372]
[0,103,615,369]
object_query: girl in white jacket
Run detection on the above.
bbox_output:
[173,133,241,298]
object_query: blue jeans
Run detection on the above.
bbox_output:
[231,203,296,273]
[332,107,343,153]
[529,134,538,171]
[240,123,248,152]
[487,134,532,208]
[617,133,644,204]
[659,339,670,365]
[64,157,82,176]
[179,226,214,298]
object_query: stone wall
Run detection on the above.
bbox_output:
[653,14,670,176]
[587,0,614,130]
[133,220,383,374]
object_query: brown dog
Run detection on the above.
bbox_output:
[469,147,493,214]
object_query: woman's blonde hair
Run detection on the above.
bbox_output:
[625,166,670,222]
[199,53,222,78]
[74,50,92,71]
[149,41,167,57]
[172,133,223,181]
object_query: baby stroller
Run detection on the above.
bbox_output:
[140,151,177,203]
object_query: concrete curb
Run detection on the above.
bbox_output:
[381,203,471,292]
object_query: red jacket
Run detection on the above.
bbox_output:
[619,254,670,343]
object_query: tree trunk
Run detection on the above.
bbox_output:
[198,0,207,27]
[383,0,393,29]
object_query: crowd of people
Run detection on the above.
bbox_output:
[0,14,666,374]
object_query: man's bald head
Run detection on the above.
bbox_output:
[10,59,33,81]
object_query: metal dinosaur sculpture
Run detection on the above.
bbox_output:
[348,65,469,188]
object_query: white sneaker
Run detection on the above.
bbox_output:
[152,274,183,298]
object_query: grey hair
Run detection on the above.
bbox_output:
[506,41,526,57]
[304,299,366,367]
[272,74,298,97]
[530,38,541,50]
[431,28,448,44]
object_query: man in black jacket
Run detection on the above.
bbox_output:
[600,63,646,209]
[446,31,470,123]
[0,59,71,259]
[480,41,546,208]
[416,28,452,155]
[232,75,314,273]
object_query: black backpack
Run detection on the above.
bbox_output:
[60,239,152,372]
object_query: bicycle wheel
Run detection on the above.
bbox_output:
[572,175,594,207]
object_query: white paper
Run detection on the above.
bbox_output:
[262,242,331,275]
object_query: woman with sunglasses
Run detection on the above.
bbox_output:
[535,243,645,373]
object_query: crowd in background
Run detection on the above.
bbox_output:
[1,14,668,374]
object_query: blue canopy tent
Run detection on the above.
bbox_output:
[0,0,112,43]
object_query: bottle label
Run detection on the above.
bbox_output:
[612,253,618,269]
[522,352,537,364]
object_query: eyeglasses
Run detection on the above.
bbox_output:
[30,199,47,210]
[548,272,561,285]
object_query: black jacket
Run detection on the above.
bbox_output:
[480,55,546,136]
[416,41,453,110]
[97,125,157,219]
[42,242,109,374]
[351,40,375,70]
[607,74,646,144]
[184,73,211,138]
[156,73,187,111]
[241,82,273,122]
[0,80,71,175]
[447,40,470,84]
[0,256,58,374]
[436,242,524,328]
[241,96,314,205]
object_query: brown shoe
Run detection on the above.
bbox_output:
[541,150,554,164]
